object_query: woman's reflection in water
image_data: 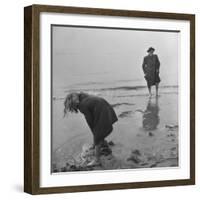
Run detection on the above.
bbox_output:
[143,97,160,131]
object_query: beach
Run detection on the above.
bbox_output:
[52,81,178,172]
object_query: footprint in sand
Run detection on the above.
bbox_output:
[118,111,133,118]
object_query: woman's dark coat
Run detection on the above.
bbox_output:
[78,93,118,145]
[142,54,161,87]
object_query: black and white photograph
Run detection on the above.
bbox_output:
[51,25,179,173]
[24,5,195,194]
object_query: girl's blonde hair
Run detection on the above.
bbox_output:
[63,92,79,117]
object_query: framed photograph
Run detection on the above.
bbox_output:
[24,4,195,194]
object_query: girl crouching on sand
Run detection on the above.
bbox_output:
[64,92,118,166]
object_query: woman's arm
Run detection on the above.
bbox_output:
[142,57,147,74]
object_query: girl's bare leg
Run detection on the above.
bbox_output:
[95,144,101,162]
[87,143,101,166]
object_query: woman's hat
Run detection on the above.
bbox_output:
[147,47,155,52]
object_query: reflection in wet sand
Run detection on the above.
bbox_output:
[143,97,160,131]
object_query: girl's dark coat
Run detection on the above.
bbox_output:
[78,93,118,145]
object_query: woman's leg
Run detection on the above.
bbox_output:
[146,80,152,97]
[155,83,159,96]
[148,85,152,97]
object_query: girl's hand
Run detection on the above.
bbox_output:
[89,144,95,150]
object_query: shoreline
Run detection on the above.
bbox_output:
[52,87,178,172]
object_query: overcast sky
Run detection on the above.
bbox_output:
[52,26,179,89]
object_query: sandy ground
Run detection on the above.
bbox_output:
[52,87,178,172]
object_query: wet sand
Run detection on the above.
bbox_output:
[52,87,178,172]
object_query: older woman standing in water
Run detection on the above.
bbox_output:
[63,92,118,166]
[142,47,161,97]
